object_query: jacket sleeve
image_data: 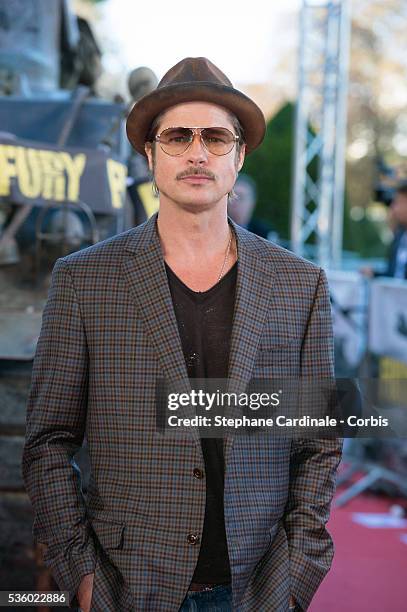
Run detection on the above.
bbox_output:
[283,268,343,611]
[21,258,96,607]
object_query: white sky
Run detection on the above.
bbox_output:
[98,0,302,86]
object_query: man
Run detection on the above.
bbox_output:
[22,57,342,611]
[228,174,272,239]
[361,180,407,279]
[384,180,407,279]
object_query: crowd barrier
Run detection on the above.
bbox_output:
[326,271,407,505]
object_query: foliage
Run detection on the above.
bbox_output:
[242,102,385,257]
[242,103,298,240]
[342,199,387,258]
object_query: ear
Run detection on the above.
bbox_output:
[145,142,153,172]
[236,143,246,173]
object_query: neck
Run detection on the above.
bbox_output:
[156,199,234,261]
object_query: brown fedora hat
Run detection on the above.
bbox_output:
[126,57,266,156]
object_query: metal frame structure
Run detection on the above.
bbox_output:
[291,0,351,267]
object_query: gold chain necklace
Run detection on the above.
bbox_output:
[217,228,233,283]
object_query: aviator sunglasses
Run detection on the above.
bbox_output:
[153,126,240,156]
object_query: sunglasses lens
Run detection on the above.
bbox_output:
[157,127,237,156]
[158,128,192,155]
[201,128,236,155]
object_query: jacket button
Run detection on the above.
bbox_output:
[187,533,200,545]
[193,468,203,479]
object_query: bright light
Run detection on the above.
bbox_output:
[366,205,387,222]
[350,206,364,221]
[347,139,369,160]
[304,0,330,5]
[97,0,302,85]
[393,134,407,156]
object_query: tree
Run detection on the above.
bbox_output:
[242,102,384,257]
[242,103,297,240]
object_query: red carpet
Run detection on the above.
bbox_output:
[309,471,407,612]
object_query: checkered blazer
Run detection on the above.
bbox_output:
[22,212,342,611]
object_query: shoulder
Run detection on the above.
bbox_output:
[60,228,136,264]
[55,218,151,275]
[236,224,322,281]
[48,225,147,292]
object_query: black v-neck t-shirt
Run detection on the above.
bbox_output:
[165,260,237,584]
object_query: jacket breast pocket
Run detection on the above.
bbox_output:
[254,338,301,377]
[257,334,300,351]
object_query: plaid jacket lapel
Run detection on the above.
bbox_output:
[224,220,276,465]
[121,214,202,448]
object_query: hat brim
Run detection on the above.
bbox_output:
[126,82,266,156]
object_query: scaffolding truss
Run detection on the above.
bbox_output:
[291,0,351,266]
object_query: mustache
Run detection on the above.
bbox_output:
[176,168,216,180]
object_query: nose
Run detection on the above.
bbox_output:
[186,131,208,163]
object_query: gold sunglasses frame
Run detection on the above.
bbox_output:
[153,126,240,156]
